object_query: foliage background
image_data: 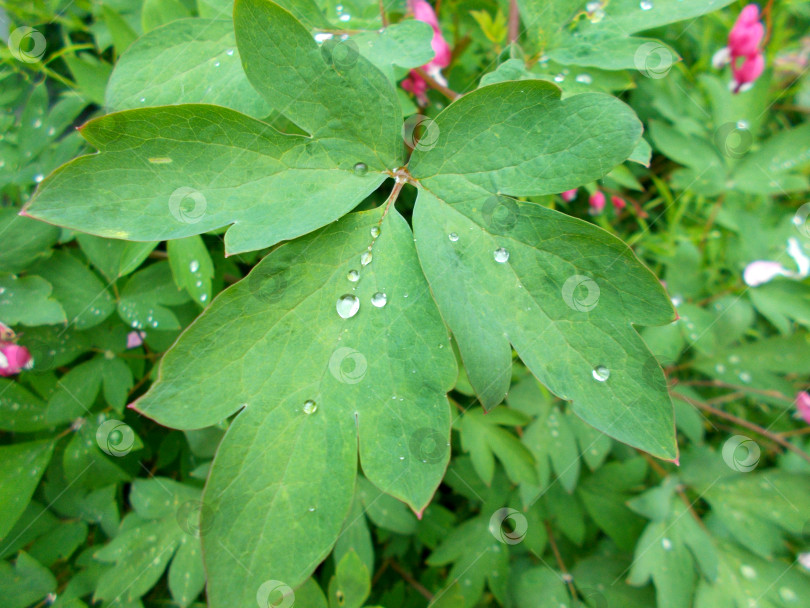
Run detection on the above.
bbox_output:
[1,1,810,607]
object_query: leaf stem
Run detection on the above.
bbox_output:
[672,392,810,465]
[508,0,520,43]
[388,559,434,600]
[413,67,460,101]
[544,520,578,601]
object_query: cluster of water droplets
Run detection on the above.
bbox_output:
[336,225,389,319]
[188,259,208,304]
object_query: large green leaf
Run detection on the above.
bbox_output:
[0,440,55,540]
[105,18,271,117]
[410,81,677,459]
[133,208,456,604]
[24,105,385,254]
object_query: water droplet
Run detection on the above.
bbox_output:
[737,120,749,130]
[553,73,566,82]
[592,366,610,382]
[347,269,359,282]
[729,355,741,364]
[738,371,752,383]
[189,260,200,273]
[640,0,653,10]
[303,400,318,415]
[339,13,351,22]
[493,247,510,263]
[308,506,316,512]
[779,587,797,602]
[360,251,372,266]
[139,97,146,103]
[661,538,672,550]
[354,162,368,176]
[715,364,726,374]
[34,174,44,183]
[33,118,42,128]
[199,294,207,303]
[47,126,55,136]
[575,74,593,84]
[448,232,459,242]
[336,294,360,318]
[371,292,387,308]
[226,48,235,56]
[740,565,757,579]
[370,226,380,238]
[314,32,333,44]
[214,60,221,67]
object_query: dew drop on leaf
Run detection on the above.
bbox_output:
[370,226,380,238]
[640,0,653,9]
[371,292,387,308]
[575,74,593,84]
[189,260,200,273]
[353,162,368,176]
[347,269,359,282]
[303,400,317,415]
[361,251,372,266]
[661,538,672,550]
[336,294,360,318]
[592,365,610,382]
[448,232,459,242]
[493,247,509,263]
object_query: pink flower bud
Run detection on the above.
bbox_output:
[589,191,606,214]
[610,195,627,210]
[796,391,810,424]
[737,4,760,25]
[411,0,440,29]
[560,189,578,202]
[733,51,765,89]
[729,21,764,58]
[401,70,429,105]
[0,343,32,376]
[403,0,452,99]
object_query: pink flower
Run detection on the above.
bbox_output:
[589,191,606,214]
[795,391,810,424]
[402,1,452,104]
[714,4,766,93]
[126,331,145,349]
[560,189,578,202]
[732,52,765,89]
[0,343,32,376]
[610,195,627,211]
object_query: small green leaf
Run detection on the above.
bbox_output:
[328,550,370,608]
[117,262,190,331]
[0,552,56,608]
[0,274,66,325]
[0,440,55,540]
[168,236,214,307]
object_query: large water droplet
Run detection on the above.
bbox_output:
[347,269,359,282]
[640,0,653,9]
[370,226,380,238]
[575,73,593,84]
[34,174,44,183]
[493,247,510,263]
[448,232,459,242]
[303,400,317,415]
[740,565,757,580]
[592,366,610,382]
[336,294,360,318]
[354,162,368,176]
[189,260,200,273]
[360,251,372,266]
[371,292,387,308]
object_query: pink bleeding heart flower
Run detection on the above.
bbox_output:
[795,391,810,424]
[402,1,452,105]
[729,19,764,58]
[732,52,765,91]
[589,191,606,215]
[561,189,578,202]
[610,195,627,211]
[0,343,32,376]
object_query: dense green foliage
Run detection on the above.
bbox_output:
[1,1,810,607]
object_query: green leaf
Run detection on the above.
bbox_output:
[133,208,456,604]
[0,552,56,608]
[76,235,157,282]
[513,567,570,608]
[94,478,204,606]
[522,405,581,492]
[0,440,55,540]
[168,236,215,307]
[0,274,66,325]
[0,208,60,274]
[46,358,105,425]
[117,262,190,331]
[106,18,271,117]
[328,549,370,608]
[0,379,50,432]
[353,21,435,83]
[25,105,387,254]
[409,82,676,459]
[458,407,537,486]
[30,251,115,330]
[233,0,403,166]
[141,0,191,33]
